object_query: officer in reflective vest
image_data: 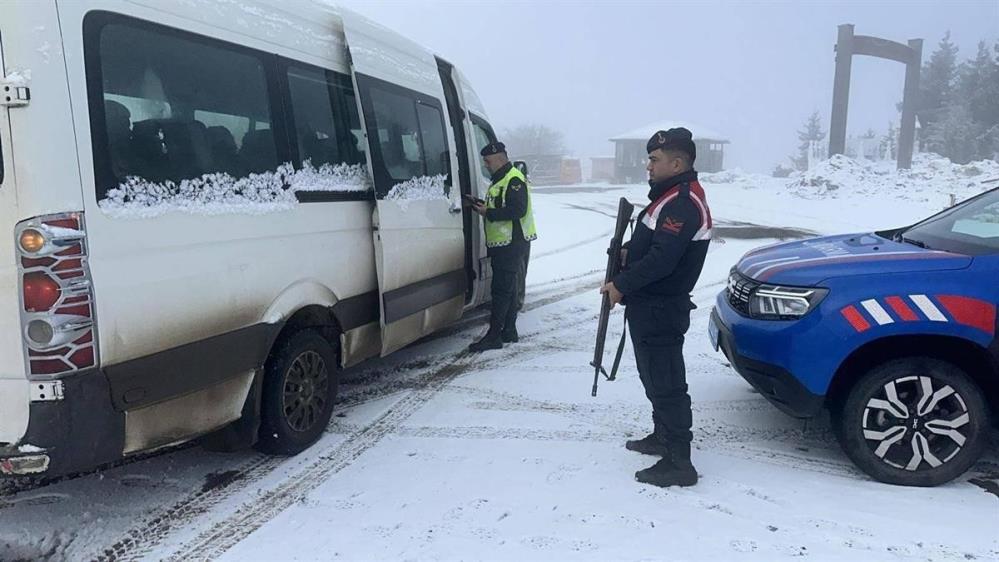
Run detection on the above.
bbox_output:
[469,141,538,352]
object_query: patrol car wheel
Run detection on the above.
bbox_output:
[835,358,989,487]
[256,330,339,455]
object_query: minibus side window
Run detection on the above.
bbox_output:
[416,103,450,193]
[335,77,366,166]
[369,88,424,184]
[288,66,365,168]
[88,19,278,199]
[470,115,497,180]
[358,78,453,197]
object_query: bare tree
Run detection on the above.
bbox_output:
[501,124,566,157]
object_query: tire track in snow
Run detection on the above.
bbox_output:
[532,230,612,259]
[160,355,477,561]
[326,423,622,445]
[95,453,281,561]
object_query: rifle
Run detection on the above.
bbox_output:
[591,197,634,397]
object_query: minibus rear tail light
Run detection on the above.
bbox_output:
[15,213,99,378]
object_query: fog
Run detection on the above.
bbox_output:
[339,0,998,172]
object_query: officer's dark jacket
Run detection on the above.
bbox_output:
[485,162,529,244]
[614,170,712,302]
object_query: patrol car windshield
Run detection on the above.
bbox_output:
[898,187,999,256]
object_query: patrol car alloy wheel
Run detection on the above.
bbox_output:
[257,329,339,455]
[835,358,989,487]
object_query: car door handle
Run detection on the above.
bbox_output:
[449,207,463,214]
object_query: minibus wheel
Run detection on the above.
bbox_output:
[256,329,339,455]
[834,357,989,486]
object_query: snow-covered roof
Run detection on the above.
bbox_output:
[610,120,729,143]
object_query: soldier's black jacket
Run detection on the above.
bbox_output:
[614,169,713,303]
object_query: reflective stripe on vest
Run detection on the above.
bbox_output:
[485,166,538,248]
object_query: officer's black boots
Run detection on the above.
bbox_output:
[469,331,503,352]
[625,433,670,456]
[500,326,519,343]
[634,442,697,487]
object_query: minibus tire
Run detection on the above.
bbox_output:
[834,357,989,487]
[256,329,339,455]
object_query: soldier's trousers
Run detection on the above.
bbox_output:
[626,296,695,453]
[488,242,528,334]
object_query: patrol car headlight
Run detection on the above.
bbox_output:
[749,285,828,320]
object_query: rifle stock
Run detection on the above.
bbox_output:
[591,197,634,396]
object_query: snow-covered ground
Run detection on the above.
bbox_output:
[1,156,997,561]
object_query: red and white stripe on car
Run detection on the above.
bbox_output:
[840,294,996,336]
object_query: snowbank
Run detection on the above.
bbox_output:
[786,153,999,203]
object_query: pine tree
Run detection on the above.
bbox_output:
[924,38,999,162]
[916,32,960,133]
[957,42,998,125]
[954,41,999,160]
[792,111,825,170]
[985,42,999,159]
[925,105,978,164]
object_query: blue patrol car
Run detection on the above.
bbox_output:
[711,187,999,486]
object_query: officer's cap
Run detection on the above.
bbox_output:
[480,141,507,157]
[647,127,696,163]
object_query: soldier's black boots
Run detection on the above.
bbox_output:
[625,433,670,456]
[635,458,698,487]
[469,332,503,352]
[635,442,697,487]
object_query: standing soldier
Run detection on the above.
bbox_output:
[600,128,712,487]
[469,142,537,352]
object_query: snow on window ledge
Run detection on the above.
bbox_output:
[384,174,449,209]
[291,161,371,193]
[98,161,372,219]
